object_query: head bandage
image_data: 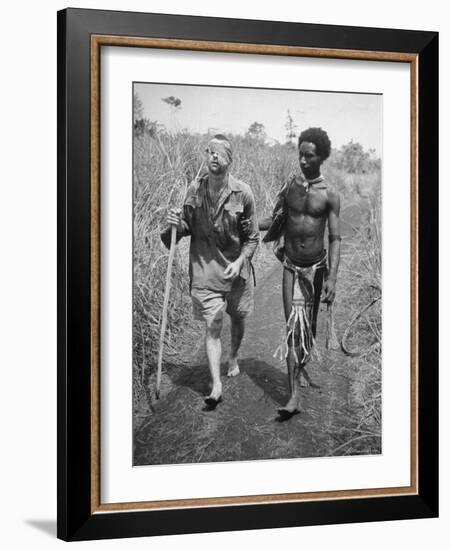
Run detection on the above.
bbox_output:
[207,138,233,163]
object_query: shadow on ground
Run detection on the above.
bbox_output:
[25,519,56,538]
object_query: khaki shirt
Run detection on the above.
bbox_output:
[161,174,259,292]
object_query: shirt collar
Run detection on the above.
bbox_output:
[228,174,241,192]
[199,173,240,193]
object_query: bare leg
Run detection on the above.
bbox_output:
[227,315,244,377]
[299,367,309,387]
[300,365,321,389]
[204,325,223,404]
[278,348,301,419]
[279,269,301,418]
[301,268,325,389]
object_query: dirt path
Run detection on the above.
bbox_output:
[134,248,359,466]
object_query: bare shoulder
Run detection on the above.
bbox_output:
[326,184,341,210]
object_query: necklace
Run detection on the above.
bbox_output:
[303,174,324,192]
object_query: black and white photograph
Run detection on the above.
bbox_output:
[132,82,382,466]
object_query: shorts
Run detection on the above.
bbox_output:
[191,277,254,330]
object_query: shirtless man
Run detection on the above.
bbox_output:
[259,127,341,419]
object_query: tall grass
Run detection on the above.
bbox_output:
[133,131,202,410]
[331,188,382,455]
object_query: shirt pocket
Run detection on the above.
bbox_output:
[184,195,207,237]
[223,201,244,216]
[223,201,244,244]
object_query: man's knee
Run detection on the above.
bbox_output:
[206,323,222,340]
[230,313,245,328]
[226,277,254,319]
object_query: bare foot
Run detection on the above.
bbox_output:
[299,373,309,388]
[300,368,321,389]
[277,395,301,420]
[227,359,240,377]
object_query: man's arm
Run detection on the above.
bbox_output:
[160,182,200,249]
[241,215,271,233]
[240,189,260,260]
[160,205,190,250]
[224,188,259,280]
[323,189,341,302]
[258,216,272,231]
[241,181,288,235]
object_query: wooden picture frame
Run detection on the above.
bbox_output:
[57,7,438,541]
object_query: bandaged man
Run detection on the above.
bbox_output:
[161,135,259,409]
[258,127,341,419]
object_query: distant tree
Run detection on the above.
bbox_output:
[134,118,158,138]
[285,110,297,144]
[246,121,266,141]
[134,93,144,122]
[162,96,182,111]
[333,140,380,173]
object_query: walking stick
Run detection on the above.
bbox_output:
[155,161,205,399]
[155,223,177,399]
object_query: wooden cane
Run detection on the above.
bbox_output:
[155,223,177,399]
[155,161,205,399]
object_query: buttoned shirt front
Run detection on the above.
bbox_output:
[161,173,259,292]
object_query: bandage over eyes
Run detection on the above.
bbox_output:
[207,139,233,163]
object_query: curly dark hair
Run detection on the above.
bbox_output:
[298,127,331,161]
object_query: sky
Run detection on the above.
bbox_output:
[134,82,382,155]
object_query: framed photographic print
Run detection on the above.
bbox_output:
[57,8,438,541]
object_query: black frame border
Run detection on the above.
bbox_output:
[57,8,438,541]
